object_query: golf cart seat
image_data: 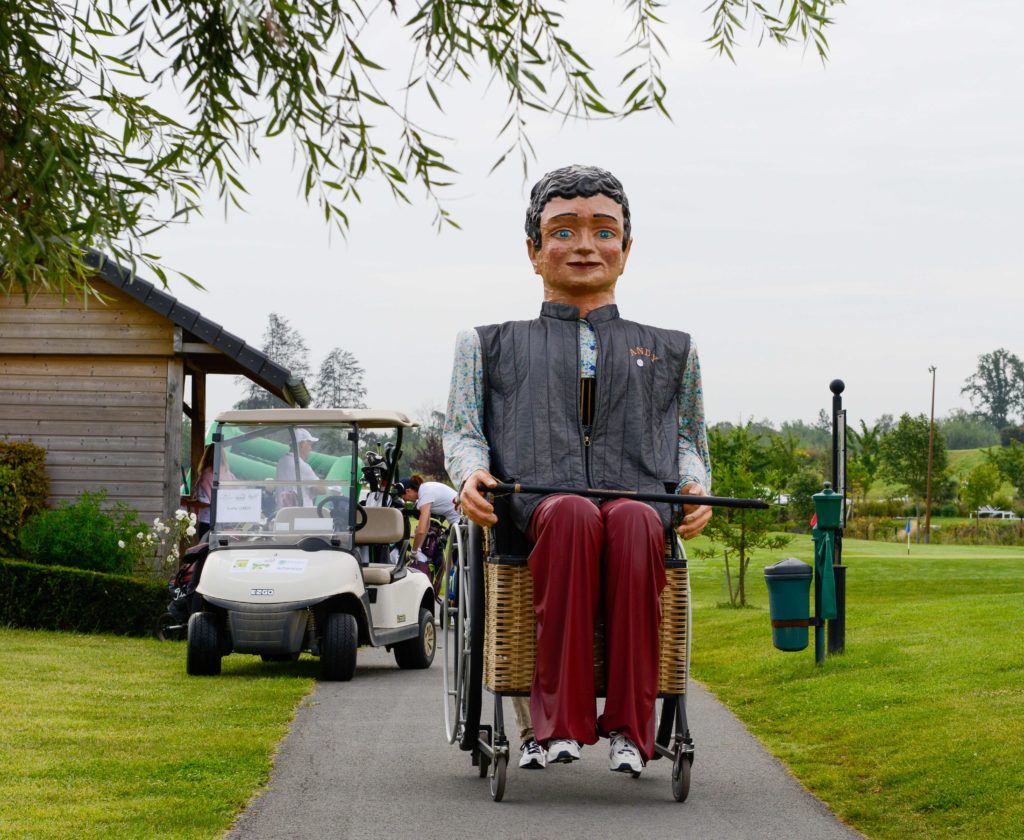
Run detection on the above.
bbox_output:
[272,506,324,532]
[355,507,404,545]
[356,507,406,585]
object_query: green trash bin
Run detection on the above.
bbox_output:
[764,557,812,651]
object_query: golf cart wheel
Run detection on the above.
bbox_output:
[321,611,358,681]
[186,612,223,676]
[489,752,507,802]
[671,745,692,802]
[394,607,436,669]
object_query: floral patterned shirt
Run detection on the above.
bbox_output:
[443,320,711,493]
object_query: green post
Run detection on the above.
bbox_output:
[811,482,841,664]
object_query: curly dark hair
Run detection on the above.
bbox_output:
[525,164,631,251]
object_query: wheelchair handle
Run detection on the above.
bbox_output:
[488,482,769,510]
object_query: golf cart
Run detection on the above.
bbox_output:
[186,408,435,680]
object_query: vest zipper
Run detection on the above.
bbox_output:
[578,321,593,487]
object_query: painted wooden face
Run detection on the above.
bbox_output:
[527,194,632,300]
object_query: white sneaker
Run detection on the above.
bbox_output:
[608,733,645,774]
[546,739,582,764]
[518,738,546,769]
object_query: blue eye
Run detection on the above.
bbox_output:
[555,229,572,239]
[597,230,614,239]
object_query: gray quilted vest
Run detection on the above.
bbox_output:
[476,301,691,533]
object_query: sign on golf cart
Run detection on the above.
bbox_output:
[185,408,437,681]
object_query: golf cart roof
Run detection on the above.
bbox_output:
[213,408,418,429]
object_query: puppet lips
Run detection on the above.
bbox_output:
[567,261,601,268]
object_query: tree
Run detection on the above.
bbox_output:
[988,441,1024,498]
[697,424,790,607]
[234,313,310,409]
[962,463,1002,513]
[847,418,888,501]
[937,408,1000,450]
[313,348,367,409]
[879,413,949,501]
[961,349,1024,430]
[2,1,842,298]
[788,466,824,530]
[409,409,448,482]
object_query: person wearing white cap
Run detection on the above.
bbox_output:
[275,428,323,507]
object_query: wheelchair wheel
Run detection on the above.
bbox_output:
[457,521,485,752]
[672,746,692,802]
[442,520,469,744]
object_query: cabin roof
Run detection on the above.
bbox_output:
[86,251,310,407]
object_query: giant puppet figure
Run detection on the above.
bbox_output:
[443,165,712,775]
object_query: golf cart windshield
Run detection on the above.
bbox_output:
[210,421,357,546]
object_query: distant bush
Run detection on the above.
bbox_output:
[1000,425,1024,446]
[18,491,145,576]
[930,521,1024,547]
[0,559,166,636]
[0,439,49,556]
[844,516,901,542]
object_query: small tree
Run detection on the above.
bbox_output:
[963,463,1003,513]
[234,313,311,409]
[848,418,888,501]
[697,425,790,607]
[961,349,1024,430]
[313,348,367,409]
[988,441,1024,498]
[879,413,949,501]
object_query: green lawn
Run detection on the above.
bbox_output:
[0,630,315,840]
[688,535,1024,840]
[2,539,1022,839]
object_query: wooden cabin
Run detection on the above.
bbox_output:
[0,252,309,521]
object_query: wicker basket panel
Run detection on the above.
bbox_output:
[483,560,688,695]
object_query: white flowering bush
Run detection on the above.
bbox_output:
[123,509,197,572]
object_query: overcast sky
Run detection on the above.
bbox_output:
[148,1,1024,432]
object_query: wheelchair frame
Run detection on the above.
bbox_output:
[441,496,695,803]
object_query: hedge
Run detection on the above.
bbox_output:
[0,558,168,636]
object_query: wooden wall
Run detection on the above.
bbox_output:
[0,288,182,520]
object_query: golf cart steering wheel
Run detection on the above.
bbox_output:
[316,494,366,531]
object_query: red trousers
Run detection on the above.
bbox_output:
[527,494,666,760]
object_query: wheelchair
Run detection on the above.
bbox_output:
[440,491,695,803]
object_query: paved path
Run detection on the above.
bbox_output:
[228,646,864,840]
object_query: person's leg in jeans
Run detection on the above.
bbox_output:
[597,499,665,762]
[527,494,603,747]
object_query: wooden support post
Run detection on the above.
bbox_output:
[190,369,206,484]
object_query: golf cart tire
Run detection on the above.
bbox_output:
[187,612,223,676]
[321,611,358,681]
[394,607,436,670]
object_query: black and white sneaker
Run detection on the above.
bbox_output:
[518,738,547,769]
[608,733,645,774]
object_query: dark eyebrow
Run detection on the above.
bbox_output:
[546,212,620,223]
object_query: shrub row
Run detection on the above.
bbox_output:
[0,558,167,636]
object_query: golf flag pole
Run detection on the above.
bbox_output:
[906,518,911,554]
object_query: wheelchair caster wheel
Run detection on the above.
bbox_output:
[478,750,490,778]
[489,753,507,802]
[671,749,692,802]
